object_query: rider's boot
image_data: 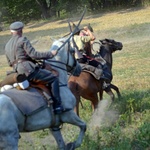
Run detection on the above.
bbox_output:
[101,64,110,81]
[100,64,111,90]
[50,79,65,114]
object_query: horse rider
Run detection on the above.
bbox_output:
[4,21,65,114]
[72,23,110,82]
[79,23,95,57]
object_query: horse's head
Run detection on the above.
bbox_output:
[49,37,81,76]
[100,39,123,53]
[92,39,123,68]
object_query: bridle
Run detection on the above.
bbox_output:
[92,40,120,54]
[47,39,77,73]
[48,8,86,74]
[64,40,77,72]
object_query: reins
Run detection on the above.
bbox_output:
[48,60,68,72]
[48,39,76,72]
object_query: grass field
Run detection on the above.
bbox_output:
[0,6,150,150]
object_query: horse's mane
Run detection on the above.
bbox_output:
[99,45,107,58]
[50,37,68,51]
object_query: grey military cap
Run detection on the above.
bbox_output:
[10,21,24,31]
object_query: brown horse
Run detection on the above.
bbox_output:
[68,39,123,115]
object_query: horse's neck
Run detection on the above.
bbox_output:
[100,45,113,70]
[49,61,68,85]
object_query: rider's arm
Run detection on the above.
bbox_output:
[5,55,12,67]
[20,37,57,59]
[83,26,96,41]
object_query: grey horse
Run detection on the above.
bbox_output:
[0,37,86,150]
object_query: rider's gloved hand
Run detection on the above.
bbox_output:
[51,50,58,56]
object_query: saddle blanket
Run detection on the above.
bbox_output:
[1,87,48,116]
[80,63,103,80]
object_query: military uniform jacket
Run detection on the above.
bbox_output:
[5,34,54,76]
[73,35,92,59]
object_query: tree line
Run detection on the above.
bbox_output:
[0,0,150,24]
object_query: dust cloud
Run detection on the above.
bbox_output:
[88,99,119,135]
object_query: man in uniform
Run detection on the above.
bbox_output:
[73,23,110,82]
[4,21,65,114]
[79,23,95,57]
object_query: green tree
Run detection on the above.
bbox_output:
[0,0,149,24]
[0,0,40,22]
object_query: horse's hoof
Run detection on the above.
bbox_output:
[66,142,75,150]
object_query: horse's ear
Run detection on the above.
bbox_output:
[99,39,104,43]
[105,38,110,42]
[99,39,106,44]
[67,20,72,32]
[105,38,114,45]
[50,37,56,42]
[99,40,102,42]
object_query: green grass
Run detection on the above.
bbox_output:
[0,6,150,150]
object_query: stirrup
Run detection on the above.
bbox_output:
[54,106,71,114]
[54,106,64,114]
[102,81,110,90]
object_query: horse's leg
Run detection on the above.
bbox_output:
[90,94,99,112]
[0,125,19,150]
[99,89,103,101]
[104,86,115,101]
[61,110,86,149]
[50,128,66,150]
[73,94,81,116]
[68,82,80,116]
[109,84,121,99]
[0,97,20,150]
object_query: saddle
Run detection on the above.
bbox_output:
[0,63,58,106]
[30,83,53,107]
[80,63,103,80]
